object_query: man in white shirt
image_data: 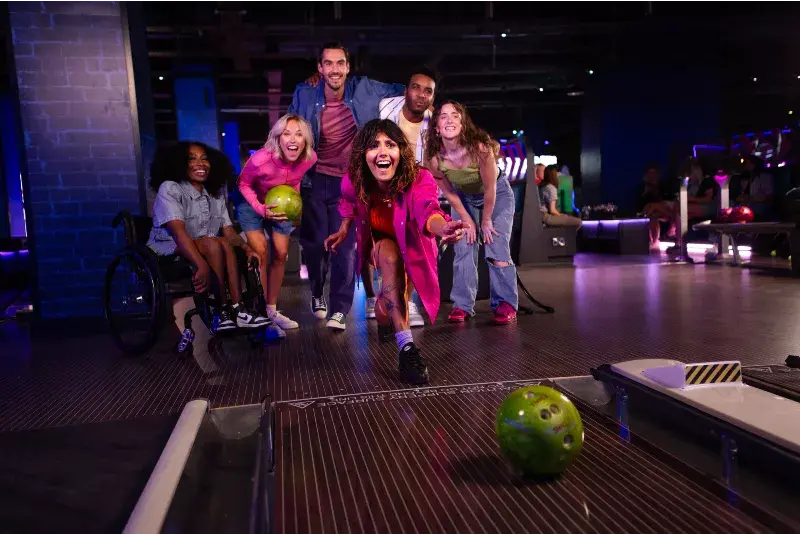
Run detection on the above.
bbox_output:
[364,68,437,327]
[378,67,436,163]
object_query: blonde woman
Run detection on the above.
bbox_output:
[236,114,317,330]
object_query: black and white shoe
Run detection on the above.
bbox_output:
[311,296,327,319]
[213,308,237,333]
[399,343,429,385]
[233,303,271,329]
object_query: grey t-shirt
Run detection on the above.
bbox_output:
[539,184,558,213]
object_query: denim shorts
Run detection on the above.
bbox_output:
[235,200,295,236]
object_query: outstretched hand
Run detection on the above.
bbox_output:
[440,220,466,245]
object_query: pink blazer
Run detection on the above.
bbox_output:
[339,169,449,322]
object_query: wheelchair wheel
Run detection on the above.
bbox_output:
[104,247,166,355]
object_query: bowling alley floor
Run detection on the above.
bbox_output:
[2,255,800,532]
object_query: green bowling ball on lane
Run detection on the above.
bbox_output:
[264,185,302,222]
[495,385,584,477]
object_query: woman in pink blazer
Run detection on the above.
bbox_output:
[325,119,465,385]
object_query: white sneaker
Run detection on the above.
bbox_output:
[366,297,376,319]
[299,264,309,280]
[326,312,347,330]
[269,309,299,330]
[408,301,425,328]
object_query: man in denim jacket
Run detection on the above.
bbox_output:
[289,42,404,330]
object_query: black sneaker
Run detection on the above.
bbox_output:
[399,343,429,385]
[311,296,327,319]
[233,303,272,329]
[213,307,237,333]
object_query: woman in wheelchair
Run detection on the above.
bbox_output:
[324,119,465,385]
[146,141,271,333]
[236,114,317,331]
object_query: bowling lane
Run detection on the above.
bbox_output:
[273,381,781,534]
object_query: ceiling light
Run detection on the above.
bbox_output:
[158,76,164,81]
[790,110,794,115]
[753,77,758,82]
[222,132,226,137]
[539,87,544,92]
[588,69,594,75]
[501,33,507,38]
[512,130,518,135]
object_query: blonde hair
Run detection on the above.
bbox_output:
[264,114,315,162]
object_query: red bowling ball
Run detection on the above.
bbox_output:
[732,205,754,223]
[716,207,734,223]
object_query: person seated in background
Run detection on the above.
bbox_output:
[539,164,582,229]
[236,113,317,332]
[637,165,676,250]
[324,119,465,384]
[147,141,271,332]
[732,155,774,219]
[668,159,717,252]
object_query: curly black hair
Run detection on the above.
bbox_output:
[348,119,419,205]
[148,141,234,198]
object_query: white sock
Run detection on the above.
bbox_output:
[266,304,277,317]
[395,330,413,350]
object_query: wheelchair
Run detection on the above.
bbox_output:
[103,210,269,356]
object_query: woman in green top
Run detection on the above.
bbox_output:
[425,101,519,325]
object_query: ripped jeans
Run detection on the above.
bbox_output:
[450,176,519,313]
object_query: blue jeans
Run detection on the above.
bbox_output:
[451,177,518,313]
[299,172,356,316]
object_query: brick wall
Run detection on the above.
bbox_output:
[9,1,142,319]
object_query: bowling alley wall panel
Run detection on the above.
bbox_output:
[8,1,144,320]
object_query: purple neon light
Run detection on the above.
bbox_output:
[580,218,650,228]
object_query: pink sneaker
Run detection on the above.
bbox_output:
[493,302,517,325]
[448,307,469,322]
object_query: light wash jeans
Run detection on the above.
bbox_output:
[450,176,519,313]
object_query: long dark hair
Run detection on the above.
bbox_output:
[424,100,500,165]
[348,119,419,204]
[540,164,560,189]
[148,141,234,198]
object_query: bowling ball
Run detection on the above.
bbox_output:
[495,385,584,477]
[264,185,302,222]
[732,205,754,223]
[715,207,734,223]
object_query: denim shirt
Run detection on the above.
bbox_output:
[289,76,404,186]
[147,180,233,255]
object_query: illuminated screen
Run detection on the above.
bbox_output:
[534,155,558,167]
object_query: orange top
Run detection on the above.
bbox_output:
[369,192,396,237]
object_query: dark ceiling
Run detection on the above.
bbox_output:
[141,1,800,149]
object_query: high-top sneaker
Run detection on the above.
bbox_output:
[407,301,425,327]
[213,307,237,333]
[232,303,271,329]
[398,343,429,385]
[311,296,327,319]
[366,297,377,319]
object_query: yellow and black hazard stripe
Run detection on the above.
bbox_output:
[685,362,742,386]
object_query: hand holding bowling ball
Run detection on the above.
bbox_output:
[496,385,584,478]
[264,185,302,223]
